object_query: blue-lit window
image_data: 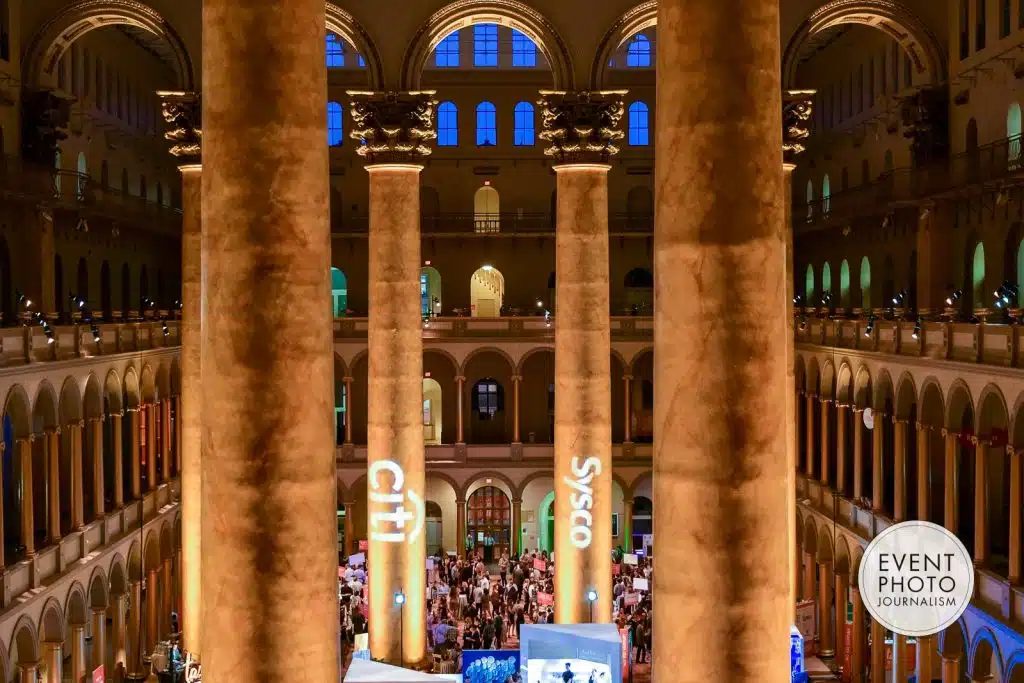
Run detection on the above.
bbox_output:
[474,24,498,67]
[435,31,460,67]
[438,101,458,146]
[513,102,534,146]
[476,102,497,145]
[327,101,343,146]
[511,30,536,67]
[358,54,366,68]
[626,34,652,67]
[326,33,344,67]
[628,101,649,146]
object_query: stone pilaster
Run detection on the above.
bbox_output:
[349,89,436,667]
[539,89,623,625]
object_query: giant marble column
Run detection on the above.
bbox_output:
[202,2,336,682]
[157,89,202,655]
[654,0,789,681]
[348,90,437,666]
[538,90,624,625]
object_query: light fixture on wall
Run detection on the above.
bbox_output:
[863,314,876,338]
[911,317,922,340]
[945,289,963,306]
[994,281,1018,309]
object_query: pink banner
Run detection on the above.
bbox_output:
[537,592,554,606]
[534,558,546,572]
[358,539,368,551]
[612,564,621,576]
[93,666,104,683]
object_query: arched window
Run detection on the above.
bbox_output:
[326,33,344,67]
[466,485,510,559]
[54,149,62,195]
[330,267,347,317]
[511,30,536,67]
[806,180,814,221]
[822,262,832,300]
[420,266,442,317]
[476,102,497,146]
[628,102,650,146]
[840,259,851,309]
[1008,102,1021,169]
[972,241,986,309]
[860,256,872,309]
[76,152,87,200]
[327,101,344,146]
[472,380,503,419]
[822,174,831,214]
[474,24,498,67]
[626,34,652,67]
[805,264,815,302]
[438,102,458,146]
[513,102,535,146]
[473,186,500,233]
[435,31,460,68]
[423,378,443,446]
[624,268,653,314]
[470,264,504,314]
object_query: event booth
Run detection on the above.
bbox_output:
[518,624,624,683]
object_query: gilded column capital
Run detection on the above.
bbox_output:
[109,410,125,419]
[835,402,849,410]
[623,374,634,382]
[806,393,818,400]
[892,416,907,425]
[915,422,932,433]
[512,375,522,383]
[157,91,202,166]
[941,427,954,438]
[87,415,104,424]
[782,89,815,165]
[455,375,466,383]
[343,376,353,384]
[347,90,437,164]
[15,435,34,445]
[68,420,85,430]
[538,89,627,165]
[125,406,141,414]
[44,426,61,436]
[1006,445,1019,457]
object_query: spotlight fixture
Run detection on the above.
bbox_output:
[798,314,808,331]
[586,589,599,603]
[994,281,1018,309]
[911,317,922,340]
[946,289,963,306]
[892,290,906,307]
[536,299,543,308]
[41,319,55,344]
[792,294,804,307]
[91,324,101,344]
[864,315,876,338]
[162,322,170,337]
[393,591,406,606]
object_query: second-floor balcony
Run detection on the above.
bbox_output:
[795,135,1023,230]
[333,212,654,235]
[333,315,653,341]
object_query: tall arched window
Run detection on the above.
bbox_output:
[840,259,851,309]
[327,101,343,146]
[54,149,62,195]
[805,264,815,302]
[326,33,344,67]
[511,30,536,67]
[513,102,535,146]
[628,102,650,146]
[76,152,87,200]
[476,102,497,146]
[473,186,500,233]
[435,30,460,67]
[972,241,986,309]
[626,34,652,67]
[822,262,832,300]
[806,180,814,221]
[421,266,442,316]
[473,24,498,67]
[1008,102,1022,169]
[330,267,347,317]
[438,102,458,146]
[860,256,872,309]
[822,174,831,214]
[472,380,504,419]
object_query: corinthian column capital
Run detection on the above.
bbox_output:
[347,90,437,164]
[782,89,815,165]
[157,90,202,166]
[537,89,627,165]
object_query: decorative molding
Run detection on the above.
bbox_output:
[157,91,202,162]
[347,90,437,164]
[782,89,815,164]
[537,90,627,164]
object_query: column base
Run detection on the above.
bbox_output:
[341,443,355,461]
[510,443,523,460]
[454,443,467,462]
[621,442,636,459]
[819,649,835,658]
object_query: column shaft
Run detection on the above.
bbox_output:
[512,376,521,444]
[870,618,885,683]
[70,625,86,683]
[90,418,105,519]
[146,404,157,489]
[512,499,522,555]
[818,563,833,657]
[894,634,909,683]
[18,439,34,556]
[71,422,84,529]
[344,503,354,553]
[783,164,797,621]
[343,377,353,444]
[1009,448,1021,582]
[47,430,60,543]
[554,164,612,625]
[179,154,203,658]
[941,656,959,683]
[850,588,865,683]
[872,418,883,511]
[162,559,173,639]
[836,405,848,494]
[146,569,158,655]
[622,499,633,553]
[820,399,830,484]
[43,644,62,683]
[456,499,466,557]
[128,582,142,676]
[161,399,171,482]
[917,425,930,521]
[975,440,987,563]
[110,414,124,508]
[202,4,337,683]
[365,164,425,666]
[893,419,907,521]
[18,664,37,683]
[805,394,816,477]
[944,431,957,533]
[623,375,633,443]
[456,377,465,444]
[834,574,847,672]
[803,552,815,610]
[112,594,126,674]
[129,410,140,499]
[917,635,935,683]
[853,411,864,500]
[90,609,106,678]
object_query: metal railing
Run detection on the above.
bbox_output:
[333,212,653,235]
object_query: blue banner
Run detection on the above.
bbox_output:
[462,649,521,683]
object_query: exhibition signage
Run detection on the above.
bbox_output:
[618,628,632,683]
[534,558,546,572]
[795,600,817,655]
[348,552,365,566]
[632,578,648,592]
[538,592,554,606]
[368,460,425,543]
[612,563,621,576]
[858,520,974,637]
[358,540,368,551]
[622,553,638,566]
[92,666,104,683]
[565,456,602,549]
[623,592,639,607]
[462,649,521,683]
[790,626,807,683]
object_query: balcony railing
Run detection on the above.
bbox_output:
[333,212,653,235]
[0,319,180,366]
[795,135,1024,228]
[334,315,653,340]
[0,157,182,234]
[795,316,1024,367]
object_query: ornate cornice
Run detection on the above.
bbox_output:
[347,90,437,164]
[157,91,201,162]
[537,90,627,165]
[782,89,815,164]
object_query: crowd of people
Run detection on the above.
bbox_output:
[337,546,655,676]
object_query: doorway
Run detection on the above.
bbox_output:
[467,485,511,562]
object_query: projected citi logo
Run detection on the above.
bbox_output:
[368,460,425,544]
[859,520,974,637]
